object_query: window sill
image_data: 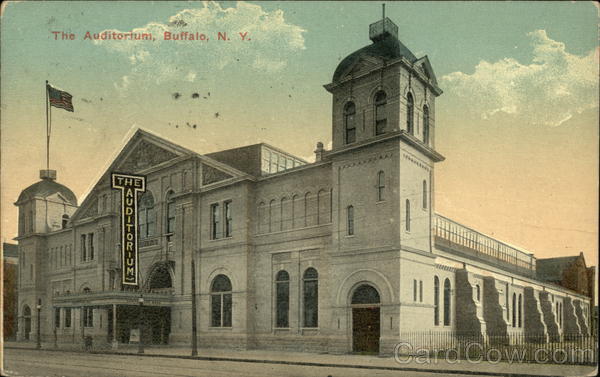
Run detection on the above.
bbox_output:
[208,326,233,330]
[208,236,233,242]
[376,200,385,205]
[344,234,355,238]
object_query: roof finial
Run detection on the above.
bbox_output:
[382,3,385,20]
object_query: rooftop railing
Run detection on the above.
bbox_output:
[434,214,536,274]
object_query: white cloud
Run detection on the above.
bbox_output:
[93,1,306,87]
[442,30,598,126]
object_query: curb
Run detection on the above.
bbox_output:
[3,345,572,377]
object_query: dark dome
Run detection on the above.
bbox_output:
[17,178,77,205]
[332,35,418,83]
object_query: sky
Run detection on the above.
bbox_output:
[1,1,598,273]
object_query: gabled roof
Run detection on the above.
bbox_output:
[71,128,251,222]
[414,55,438,86]
[536,255,581,282]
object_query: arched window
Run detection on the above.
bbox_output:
[351,284,380,305]
[422,180,428,210]
[149,264,172,290]
[405,199,411,232]
[374,91,387,135]
[443,278,451,326]
[211,275,232,327]
[347,205,354,236]
[406,93,414,135]
[62,214,69,229]
[518,294,522,328]
[434,276,440,326]
[275,270,290,328]
[269,199,276,233]
[138,192,155,238]
[166,191,175,240]
[303,268,318,328]
[344,102,356,144]
[258,202,266,233]
[512,293,517,327]
[280,197,289,231]
[423,105,430,144]
[377,171,385,201]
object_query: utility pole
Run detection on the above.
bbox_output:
[36,299,42,349]
[138,294,144,354]
[191,258,198,356]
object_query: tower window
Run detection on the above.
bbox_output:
[423,180,428,210]
[434,276,440,326]
[344,102,356,144]
[405,199,411,232]
[347,205,354,235]
[443,278,451,326]
[374,91,387,135]
[407,93,414,135]
[377,171,385,201]
[62,214,69,229]
[423,105,430,144]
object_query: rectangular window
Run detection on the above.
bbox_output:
[413,279,417,301]
[211,203,220,239]
[423,180,428,210]
[224,201,233,237]
[55,308,61,328]
[81,234,87,261]
[347,206,354,236]
[278,156,286,172]
[83,307,93,327]
[269,151,277,173]
[419,280,423,302]
[64,308,71,328]
[88,233,94,260]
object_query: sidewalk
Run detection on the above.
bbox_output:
[3,341,597,377]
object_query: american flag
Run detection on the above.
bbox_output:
[47,84,74,112]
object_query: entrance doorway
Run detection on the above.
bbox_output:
[351,284,380,354]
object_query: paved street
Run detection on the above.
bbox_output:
[2,348,481,377]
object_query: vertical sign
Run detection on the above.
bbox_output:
[111,173,146,286]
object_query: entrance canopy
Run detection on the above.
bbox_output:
[52,290,174,307]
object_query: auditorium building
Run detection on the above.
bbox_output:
[15,17,594,354]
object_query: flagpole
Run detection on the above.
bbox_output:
[45,80,50,171]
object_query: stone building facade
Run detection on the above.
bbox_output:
[15,17,594,354]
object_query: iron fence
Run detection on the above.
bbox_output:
[397,331,598,365]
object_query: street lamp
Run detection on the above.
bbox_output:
[36,299,42,349]
[138,295,144,354]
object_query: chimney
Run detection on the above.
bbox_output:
[314,142,324,162]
